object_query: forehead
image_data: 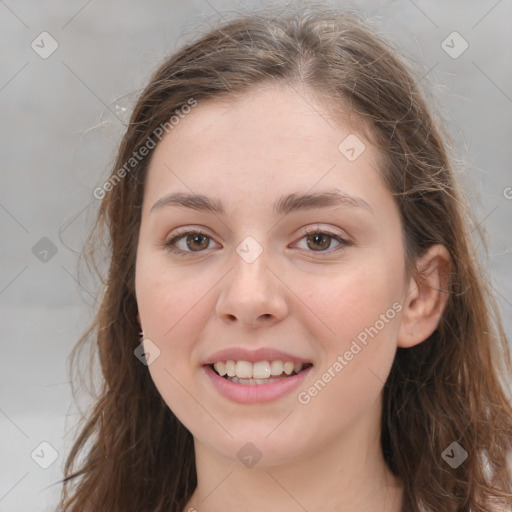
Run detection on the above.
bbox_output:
[143,84,387,214]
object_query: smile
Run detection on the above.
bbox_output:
[204,360,313,403]
[211,360,312,384]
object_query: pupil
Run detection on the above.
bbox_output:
[188,234,208,251]
[309,234,330,250]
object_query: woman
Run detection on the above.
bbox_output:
[58,5,512,512]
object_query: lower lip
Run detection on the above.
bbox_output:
[202,365,313,403]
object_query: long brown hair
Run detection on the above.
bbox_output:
[57,5,512,511]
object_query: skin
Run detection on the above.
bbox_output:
[135,83,450,512]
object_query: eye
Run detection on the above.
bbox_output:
[163,228,218,255]
[162,226,351,256]
[294,227,350,253]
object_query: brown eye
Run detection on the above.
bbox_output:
[306,233,333,251]
[185,233,210,251]
[164,229,217,255]
[295,228,350,254]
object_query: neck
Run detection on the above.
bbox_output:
[184,411,403,512]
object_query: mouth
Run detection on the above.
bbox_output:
[208,360,314,386]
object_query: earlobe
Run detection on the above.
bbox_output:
[397,244,451,348]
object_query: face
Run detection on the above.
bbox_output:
[135,84,409,466]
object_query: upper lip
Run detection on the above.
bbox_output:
[202,347,312,365]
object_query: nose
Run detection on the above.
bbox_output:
[215,249,289,328]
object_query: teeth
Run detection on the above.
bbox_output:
[212,360,305,379]
[235,361,253,379]
[228,376,290,385]
[214,361,227,376]
[270,360,283,376]
[283,362,294,375]
[225,360,235,377]
[253,361,271,379]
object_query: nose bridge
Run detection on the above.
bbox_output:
[216,235,288,326]
[233,238,270,289]
[230,234,274,300]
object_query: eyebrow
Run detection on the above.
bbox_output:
[149,190,374,217]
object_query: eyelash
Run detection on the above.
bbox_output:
[162,227,351,256]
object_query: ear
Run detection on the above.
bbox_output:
[397,244,451,348]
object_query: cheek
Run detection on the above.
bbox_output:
[301,257,403,405]
[135,251,206,342]
[309,259,403,344]
[135,255,211,416]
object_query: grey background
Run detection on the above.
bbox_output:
[1,1,511,511]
